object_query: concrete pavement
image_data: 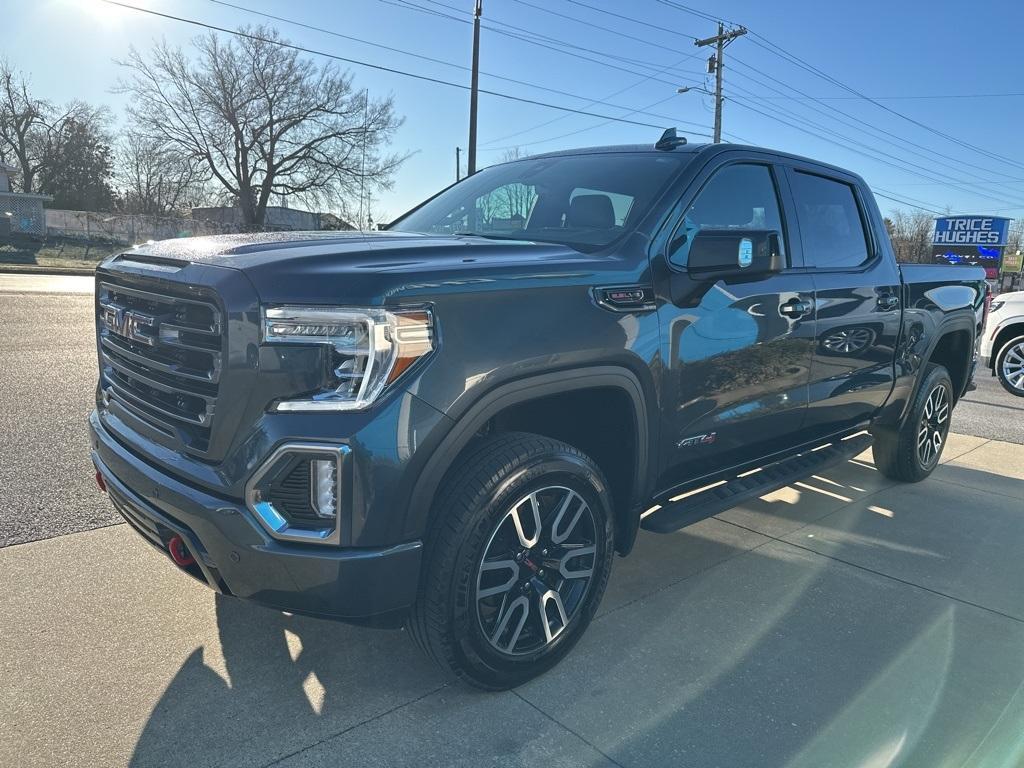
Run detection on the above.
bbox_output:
[3,435,1023,768]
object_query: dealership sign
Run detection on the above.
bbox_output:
[933,216,1011,246]
[933,216,1013,278]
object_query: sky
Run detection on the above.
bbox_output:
[6,0,1024,222]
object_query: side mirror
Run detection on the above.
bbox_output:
[685,229,784,279]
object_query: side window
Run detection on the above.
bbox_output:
[790,171,870,268]
[669,163,784,267]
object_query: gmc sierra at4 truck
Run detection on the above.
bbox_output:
[90,133,986,689]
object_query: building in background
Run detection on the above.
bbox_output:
[0,163,51,237]
[191,205,322,231]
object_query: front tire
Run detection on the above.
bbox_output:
[995,335,1024,397]
[407,432,615,690]
[872,363,953,482]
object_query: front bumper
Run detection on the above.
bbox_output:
[89,411,423,626]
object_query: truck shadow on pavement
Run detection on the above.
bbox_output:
[128,459,1024,768]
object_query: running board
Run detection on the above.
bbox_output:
[641,433,874,534]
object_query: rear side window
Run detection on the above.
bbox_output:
[669,163,784,267]
[790,172,870,268]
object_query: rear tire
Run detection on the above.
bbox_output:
[406,432,615,690]
[995,335,1024,397]
[872,363,953,482]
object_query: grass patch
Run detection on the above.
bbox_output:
[0,236,124,272]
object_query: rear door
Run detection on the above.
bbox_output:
[652,153,817,486]
[782,165,902,436]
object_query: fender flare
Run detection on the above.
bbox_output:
[402,365,655,553]
[885,314,976,430]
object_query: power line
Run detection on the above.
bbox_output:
[211,0,710,143]
[653,0,724,25]
[480,54,706,147]
[507,0,702,60]
[483,94,712,153]
[653,0,1024,174]
[733,92,1024,101]
[565,0,701,40]
[385,0,705,82]
[725,93,1024,210]
[205,0,689,112]
[99,0,676,132]
[727,56,1023,185]
[742,33,1024,173]
[871,190,943,215]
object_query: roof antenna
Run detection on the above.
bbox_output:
[655,127,687,151]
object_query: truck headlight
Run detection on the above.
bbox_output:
[263,306,434,412]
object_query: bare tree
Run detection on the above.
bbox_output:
[0,60,94,194]
[117,130,207,215]
[886,209,935,263]
[1005,218,1024,255]
[116,26,406,229]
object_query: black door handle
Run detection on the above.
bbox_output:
[779,298,813,317]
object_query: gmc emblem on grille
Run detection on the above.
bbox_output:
[102,305,158,346]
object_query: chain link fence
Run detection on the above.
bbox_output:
[44,210,239,245]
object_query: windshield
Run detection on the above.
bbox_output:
[390,152,689,251]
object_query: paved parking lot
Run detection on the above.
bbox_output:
[3,274,1024,767]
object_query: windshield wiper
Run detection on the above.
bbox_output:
[452,231,524,241]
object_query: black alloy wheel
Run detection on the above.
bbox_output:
[476,486,597,656]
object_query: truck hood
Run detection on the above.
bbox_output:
[107,231,603,304]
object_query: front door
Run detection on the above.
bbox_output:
[653,158,817,487]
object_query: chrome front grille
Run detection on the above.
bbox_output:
[97,279,223,454]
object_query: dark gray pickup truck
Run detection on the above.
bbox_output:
[90,136,987,688]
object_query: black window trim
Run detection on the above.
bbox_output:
[662,157,793,273]
[784,165,880,274]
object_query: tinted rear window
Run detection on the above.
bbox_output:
[790,172,870,268]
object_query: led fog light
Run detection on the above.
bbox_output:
[245,444,350,545]
[311,458,338,519]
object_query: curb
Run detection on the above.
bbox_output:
[0,265,96,276]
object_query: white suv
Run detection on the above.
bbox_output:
[981,290,1024,395]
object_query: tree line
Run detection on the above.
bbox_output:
[0,26,404,229]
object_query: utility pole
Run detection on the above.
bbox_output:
[456,147,462,181]
[358,87,369,229]
[467,0,482,175]
[694,22,747,143]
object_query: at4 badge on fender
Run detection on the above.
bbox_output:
[677,432,717,449]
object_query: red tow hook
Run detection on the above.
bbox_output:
[167,535,196,567]
[94,470,107,494]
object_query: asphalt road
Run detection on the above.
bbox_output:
[1,273,1021,549]
[0,275,117,548]
[954,370,1024,443]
